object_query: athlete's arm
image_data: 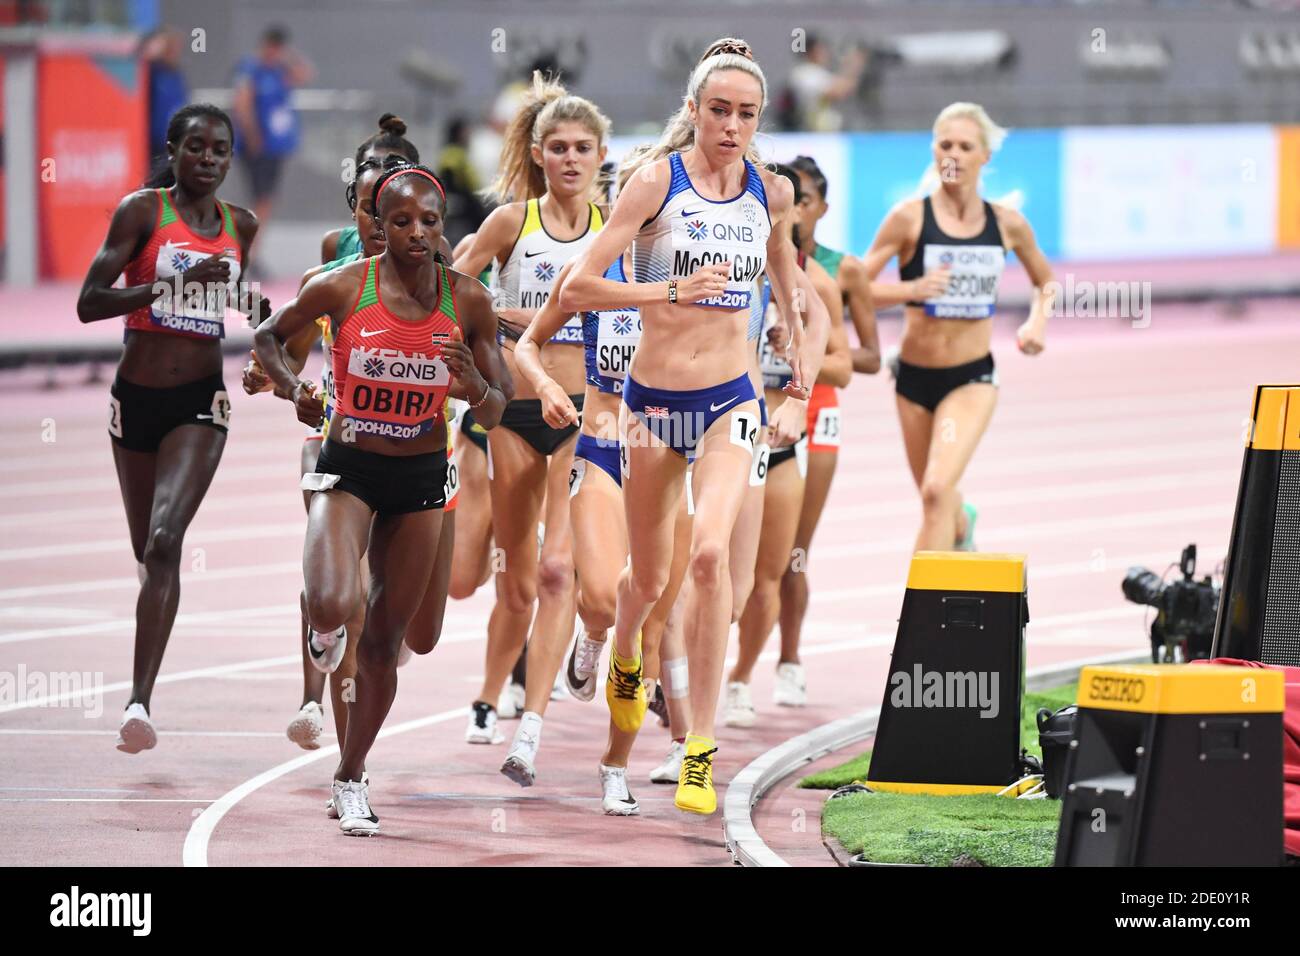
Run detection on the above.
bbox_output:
[559,159,730,312]
[77,190,170,323]
[448,275,512,430]
[228,204,271,324]
[764,173,818,399]
[253,265,361,425]
[515,260,582,427]
[839,254,881,374]
[451,204,536,330]
[999,207,1053,356]
[807,258,852,388]
[863,201,949,308]
[320,228,343,265]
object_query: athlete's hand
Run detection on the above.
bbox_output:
[1016,318,1046,356]
[783,333,811,403]
[292,380,325,427]
[442,326,488,400]
[768,396,805,449]
[539,379,579,429]
[766,322,789,354]
[677,262,732,304]
[242,350,273,395]
[911,267,951,301]
[184,252,232,289]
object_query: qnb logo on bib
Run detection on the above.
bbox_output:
[924,243,1004,319]
[670,214,768,310]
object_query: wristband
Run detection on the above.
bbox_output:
[667,279,678,304]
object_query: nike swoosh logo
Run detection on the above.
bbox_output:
[524,250,546,258]
[709,396,739,412]
[359,328,385,338]
[681,208,703,217]
[307,641,326,662]
[566,645,588,689]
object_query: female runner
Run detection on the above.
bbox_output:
[862,103,1052,552]
[725,163,852,728]
[254,165,508,834]
[452,73,610,747]
[77,103,267,753]
[772,154,880,708]
[561,43,827,815]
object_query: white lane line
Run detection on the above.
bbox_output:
[0,461,290,498]
[0,729,318,739]
[0,797,217,804]
[0,786,140,793]
[0,521,305,563]
[182,707,467,867]
[0,603,297,645]
[0,560,301,602]
[0,653,300,715]
[0,606,117,621]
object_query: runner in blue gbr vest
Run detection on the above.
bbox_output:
[863,102,1054,553]
[560,38,827,816]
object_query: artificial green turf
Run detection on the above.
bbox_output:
[799,682,1078,790]
[821,792,1063,867]
[806,682,1078,866]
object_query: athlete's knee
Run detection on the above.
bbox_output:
[357,628,403,671]
[536,553,575,601]
[305,590,352,634]
[578,583,617,631]
[627,563,668,607]
[447,571,477,602]
[689,540,728,591]
[919,476,957,514]
[496,570,537,614]
[142,524,183,569]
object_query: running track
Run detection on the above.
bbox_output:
[0,300,1293,866]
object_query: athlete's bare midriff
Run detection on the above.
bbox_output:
[502,337,585,401]
[627,302,751,391]
[118,329,224,387]
[581,388,620,442]
[898,309,993,368]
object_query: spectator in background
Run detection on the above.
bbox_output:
[140,28,189,162]
[783,35,865,132]
[231,25,314,232]
[437,116,487,247]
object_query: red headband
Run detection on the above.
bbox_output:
[376,167,446,207]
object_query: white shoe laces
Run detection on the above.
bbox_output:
[575,637,602,679]
[338,781,371,820]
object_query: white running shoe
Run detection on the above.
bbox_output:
[723,680,757,728]
[397,639,413,668]
[115,702,157,754]
[500,713,542,787]
[465,701,504,744]
[331,778,379,836]
[649,739,686,784]
[307,626,347,674]
[497,681,526,719]
[599,764,640,816]
[287,700,324,750]
[326,771,368,818]
[563,631,605,702]
[773,662,807,707]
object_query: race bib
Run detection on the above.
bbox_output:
[595,308,640,383]
[301,472,341,492]
[568,458,587,499]
[813,405,842,447]
[730,410,759,451]
[209,390,232,428]
[922,244,1004,319]
[794,435,809,479]
[749,442,771,487]
[444,452,461,503]
[108,397,123,438]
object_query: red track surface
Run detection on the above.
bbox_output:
[0,299,1294,866]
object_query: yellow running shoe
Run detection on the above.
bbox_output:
[674,734,719,815]
[606,637,648,733]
